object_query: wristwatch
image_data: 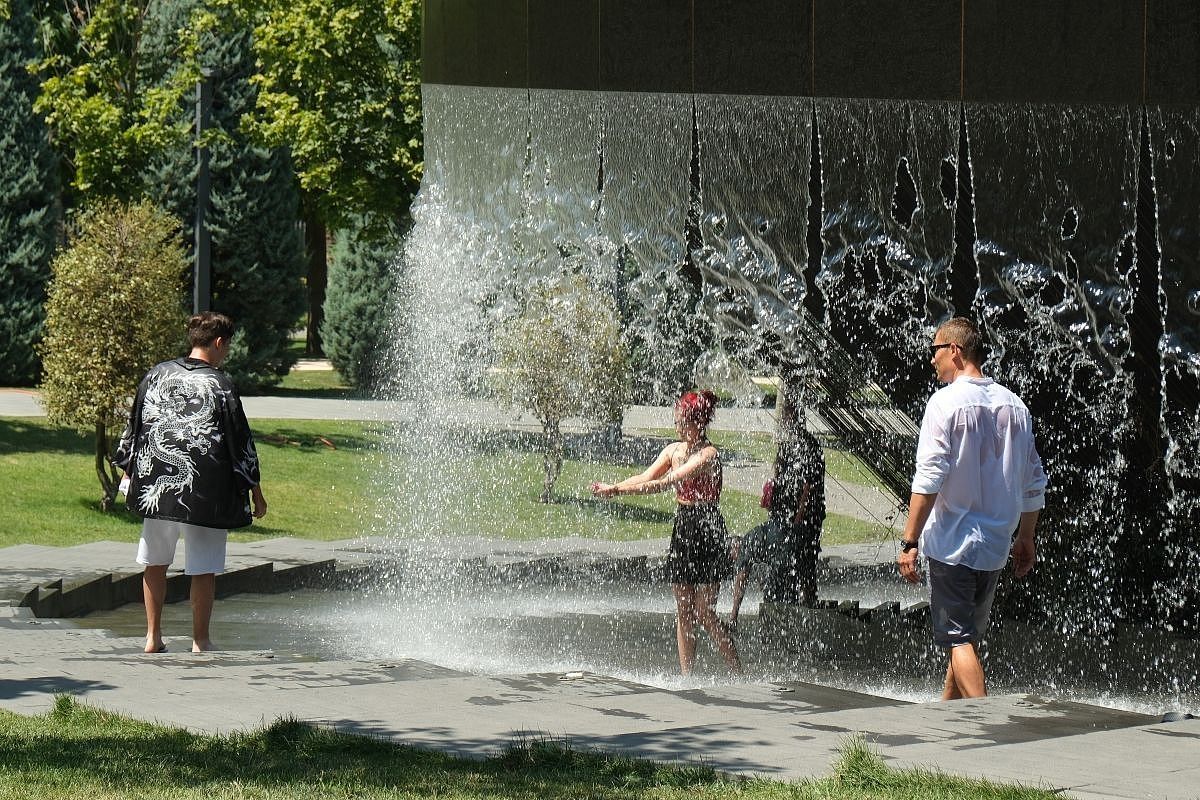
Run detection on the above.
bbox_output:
[900,538,919,553]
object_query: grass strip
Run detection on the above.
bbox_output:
[0,417,388,548]
[256,367,359,398]
[0,417,891,550]
[0,698,1060,800]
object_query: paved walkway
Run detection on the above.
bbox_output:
[0,536,1196,799]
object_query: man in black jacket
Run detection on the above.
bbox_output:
[114,312,267,653]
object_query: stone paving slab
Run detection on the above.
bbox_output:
[0,613,1193,799]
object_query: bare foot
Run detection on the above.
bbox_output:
[144,639,166,654]
[191,639,217,653]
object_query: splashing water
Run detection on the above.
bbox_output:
[363,84,1199,711]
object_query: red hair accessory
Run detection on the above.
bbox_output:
[676,389,717,428]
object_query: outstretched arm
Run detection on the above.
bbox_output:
[593,444,716,498]
[592,445,674,498]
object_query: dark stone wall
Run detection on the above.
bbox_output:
[423,0,1199,106]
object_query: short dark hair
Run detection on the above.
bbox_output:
[938,316,984,364]
[187,312,235,348]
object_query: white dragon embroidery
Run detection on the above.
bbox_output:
[134,370,220,514]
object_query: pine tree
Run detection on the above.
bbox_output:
[0,0,59,385]
[322,217,405,394]
[140,0,306,390]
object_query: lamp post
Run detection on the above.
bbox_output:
[193,67,215,313]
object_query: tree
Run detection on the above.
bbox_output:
[322,215,405,394]
[140,0,307,390]
[493,275,630,503]
[39,199,188,510]
[33,0,197,201]
[0,0,59,385]
[221,0,423,353]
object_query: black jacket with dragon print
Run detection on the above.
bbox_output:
[113,357,261,530]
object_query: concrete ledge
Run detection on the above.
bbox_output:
[18,559,377,619]
[12,546,927,637]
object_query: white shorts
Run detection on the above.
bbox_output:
[136,518,228,575]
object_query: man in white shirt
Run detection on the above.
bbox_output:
[897,317,1047,700]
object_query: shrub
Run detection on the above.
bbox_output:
[322,217,405,394]
[38,200,188,509]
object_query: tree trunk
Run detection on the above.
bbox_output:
[540,418,563,503]
[95,419,117,511]
[304,202,328,356]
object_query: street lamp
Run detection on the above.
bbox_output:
[193,67,215,313]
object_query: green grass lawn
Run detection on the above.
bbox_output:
[0,417,889,550]
[264,366,359,397]
[0,698,1059,800]
[0,417,387,548]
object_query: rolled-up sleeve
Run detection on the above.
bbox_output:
[911,404,951,495]
[1022,438,1048,512]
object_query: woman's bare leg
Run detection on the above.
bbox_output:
[729,569,748,626]
[694,583,742,674]
[673,584,699,675]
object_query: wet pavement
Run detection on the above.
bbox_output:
[0,536,1197,799]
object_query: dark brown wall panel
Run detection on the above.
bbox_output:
[599,0,691,93]
[813,0,960,101]
[964,0,1142,104]
[693,0,809,96]
[530,0,600,90]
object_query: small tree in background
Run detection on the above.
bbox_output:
[493,274,629,503]
[322,215,406,395]
[39,200,188,510]
[0,0,59,385]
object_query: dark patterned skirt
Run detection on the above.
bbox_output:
[665,504,729,585]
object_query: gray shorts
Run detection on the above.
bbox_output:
[734,519,785,572]
[928,558,1001,648]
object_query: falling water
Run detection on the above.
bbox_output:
[364,83,1200,710]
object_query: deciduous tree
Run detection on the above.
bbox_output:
[33,0,197,201]
[221,0,422,353]
[493,275,629,503]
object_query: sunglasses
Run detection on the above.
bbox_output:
[928,342,956,357]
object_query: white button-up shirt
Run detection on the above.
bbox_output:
[912,375,1048,571]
